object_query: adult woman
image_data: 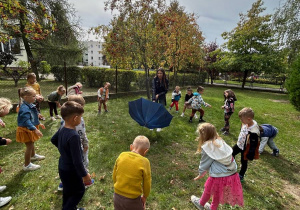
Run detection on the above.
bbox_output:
[152,68,169,106]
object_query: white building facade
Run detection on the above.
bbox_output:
[82,40,109,67]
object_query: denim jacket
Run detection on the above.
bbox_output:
[17,102,40,130]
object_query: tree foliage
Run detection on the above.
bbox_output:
[221,0,281,88]
[273,0,300,63]
[286,53,300,111]
[203,42,219,84]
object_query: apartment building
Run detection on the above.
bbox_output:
[82,40,110,67]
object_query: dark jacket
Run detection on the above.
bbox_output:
[152,77,169,101]
[185,93,194,102]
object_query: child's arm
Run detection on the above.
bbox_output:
[80,119,89,152]
[112,159,118,184]
[194,150,213,180]
[0,137,11,145]
[19,110,38,131]
[142,159,151,209]
[0,118,5,127]
[199,96,211,108]
[51,130,60,148]
[70,135,88,178]
[237,125,248,149]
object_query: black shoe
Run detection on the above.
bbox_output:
[220,127,226,132]
[199,119,206,123]
[272,149,279,157]
[222,131,229,135]
[239,174,244,182]
[189,119,192,123]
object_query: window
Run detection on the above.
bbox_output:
[91,56,93,60]
[1,38,21,54]
[91,50,93,54]
[98,57,101,60]
[98,45,101,49]
[90,44,93,48]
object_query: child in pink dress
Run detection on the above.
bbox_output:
[191,123,243,210]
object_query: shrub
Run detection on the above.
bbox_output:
[51,66,81,83]
[286,55,300,111]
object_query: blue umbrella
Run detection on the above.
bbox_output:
[128,98,173,129]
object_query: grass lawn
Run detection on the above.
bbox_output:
[0,86,299,209]
[213,79,284,90]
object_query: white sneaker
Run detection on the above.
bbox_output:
[31,154,45,161]
[180,113,184,117]
[0,196,12,207]
[50,117,56,121]
[194,114,198,119]
[55,115,61,119]
[191,195,211,210]
[0,186,6,193]
[23,163,41,171]
[156,128,162,132]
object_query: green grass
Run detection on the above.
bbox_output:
[0,86,300,209]
[213,79,284,90]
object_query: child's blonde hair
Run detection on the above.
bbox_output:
[68,95,85,106]
[238,107,254,119]
[175,86,180,90]
[57,85,66,93]
[105,82,111,87]
[19,87,36,98]
[0,98,12,114]
[196,123,219,152]
[27,73,36,80]
[133,135,150,150]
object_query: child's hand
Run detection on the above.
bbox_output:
[40,124,46,129]
[207,104,212,108]
[83,145,88,152]
[83,173,92,184]
[156,94,159,99]
[0,120,5,128]
[34,129,43,137]
[194,172,207,180]
[78,91,83,94]
[5,138,12,145]
[141,195,147,209]
[221,106,224,109]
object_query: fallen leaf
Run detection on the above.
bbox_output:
[99,175,106,181]
[8,206,14,210]
[170,179,174,184]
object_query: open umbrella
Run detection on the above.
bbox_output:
[128,98,173,129]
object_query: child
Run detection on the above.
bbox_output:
[0,98,13,207]
[67,82,83,97]
[26,73,45,120]
[232,107,260,181]
[51,101,92,210]
[259,124,279,156]
[180,87,198,119]
[187,86,212,123]
[47,85,66,121]
[16,87,46,171]
[97,82,111,114]
[169,86,181,113]
[191,123,243,210]
[220,89,237,135]
[57,95,92,191]
[113,135,151,210]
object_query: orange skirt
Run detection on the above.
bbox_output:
[16,125,41,143]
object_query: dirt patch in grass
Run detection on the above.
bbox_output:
[270,99,290,103]
[282,180,300,208]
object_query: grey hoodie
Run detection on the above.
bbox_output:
[198,138,237,177]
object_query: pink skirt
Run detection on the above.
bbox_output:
[204,173,244,207]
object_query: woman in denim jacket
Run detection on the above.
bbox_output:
[17,87,46,171]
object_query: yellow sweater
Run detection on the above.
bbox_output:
[26,83,41,95]
[113,152,151,199]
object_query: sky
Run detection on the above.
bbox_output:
[68,0,284,45]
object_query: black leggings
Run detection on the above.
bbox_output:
[232,144,248,177]
[48,102,58,117]
[224,112,233,131]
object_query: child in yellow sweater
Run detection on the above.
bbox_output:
[113,135,151,210]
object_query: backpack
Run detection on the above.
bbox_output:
[243,131,260,161]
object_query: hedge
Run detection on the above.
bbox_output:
[51,66,82,83]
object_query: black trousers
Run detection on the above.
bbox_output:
[232,144,248,177]
[48,102,58,117]
[59,169,85,210]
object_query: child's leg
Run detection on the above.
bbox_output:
[83,150,89,170]
[170,101,175,108]
[199,109,204,119]
[210,194,220,210]
[59,169,85,210]
[48,102,54,117]
[175,101,179,111]
[259,137,269,153]
[103,101,108,111]
[99,100,103,112]
[182,104,187,113]
[267,136,279,151]
[24,142,34,166]
[199,187,211,206]
[53,103,58,116]
[224,112,232,131]
[239,150,248,177]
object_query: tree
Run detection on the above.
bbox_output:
[93,0,167,99]
[0,0,57,80]
[221,0,278,88]
[203,42,219,84]
[286,54,300,111]
[273,0,300,64]
[156,1,204,84]
[0,52,29,86]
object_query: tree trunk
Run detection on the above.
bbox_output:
[20,12,39,81]
[145,67,150,99]
[242,70,248,89]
